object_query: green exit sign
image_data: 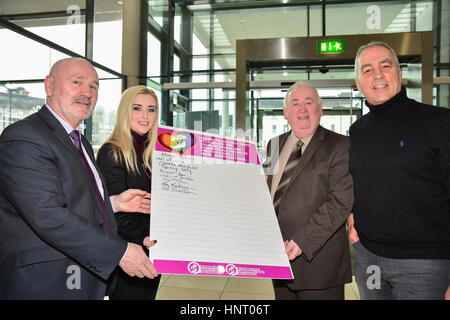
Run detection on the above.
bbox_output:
[317,40,345,54]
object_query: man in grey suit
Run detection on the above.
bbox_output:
[265,82,353,300]
[0,58,158,299]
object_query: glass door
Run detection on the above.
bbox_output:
[252,86,364,152]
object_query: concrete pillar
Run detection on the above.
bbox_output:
[122,0,141,88]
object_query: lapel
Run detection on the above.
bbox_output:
[37,106,114,227]
[37,106,80,157]
[284,125,326,193]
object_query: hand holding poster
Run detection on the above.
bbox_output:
[149,126,293,279]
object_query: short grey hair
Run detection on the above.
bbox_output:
[354,41,400,80]
[283,81,321,108]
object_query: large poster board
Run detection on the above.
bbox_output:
[149,126,293,279]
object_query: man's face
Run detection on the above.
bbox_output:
[283,85,322,139]
[45,59,99,128]
[355,45,402,105]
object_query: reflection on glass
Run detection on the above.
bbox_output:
[0,83,45,135]
[91,79,123,153]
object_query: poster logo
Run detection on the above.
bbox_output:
[187,262,201,274]
[225,264,238,276]
[157,131,197,155]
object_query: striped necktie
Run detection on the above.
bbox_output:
[273,140,304,216]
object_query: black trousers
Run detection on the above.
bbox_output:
[273,280,345,300]
[109,268,161,300]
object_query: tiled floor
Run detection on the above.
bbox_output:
[155,274,360,300]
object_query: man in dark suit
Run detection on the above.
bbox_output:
[265,82,354,300]
[0,58,158,299]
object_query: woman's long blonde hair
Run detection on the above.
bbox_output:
[102,85,159,174]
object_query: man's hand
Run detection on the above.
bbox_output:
[114,189,151,214]
[119,243,158,278]
[347,213,360,244]
[445,285,450,300]
[284,240,302,261]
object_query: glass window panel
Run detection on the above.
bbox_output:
[192,74,208,83]
[192,101,208,111]
[435,84,449,108]
[91,79,123,152]
[210,6,308,54]
[9,0,86,56]
[415,1,433,31]
[260,89,286,99]
[325,1,432,35]
[191,88,208,100]
[320,115,357,136]
[214,88,223,99]
[146,81,163,123]
[1,0,84,15]
[309,5,323,36]
[227,90,236,99]
[193,12,211,54]
[174,14,181,44]
[174,55,180,72]
[0,82,45,134]
[148,0,165,27]
[0,28,70,81]
[262,115,288,147]
[213,100,235,137]
[147,32,161,81]
[173,55,180,83]
[192,57,209,70]
[93,0,123,72]
[309,69,356,80]
[193,32,209,55]
[213,55,236,69]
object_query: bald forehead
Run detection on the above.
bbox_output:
[50,58,98,78]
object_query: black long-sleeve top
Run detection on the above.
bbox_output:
[349,87,450,259]
[97,131,151,247]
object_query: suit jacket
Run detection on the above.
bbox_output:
[0,106,127,299]
[96,142,150,246]
[266,126,353,290]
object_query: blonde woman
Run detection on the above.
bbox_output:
[97,85,160,300]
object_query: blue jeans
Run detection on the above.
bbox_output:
[353,241,450,300]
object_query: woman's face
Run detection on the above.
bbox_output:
[129,94,157,135]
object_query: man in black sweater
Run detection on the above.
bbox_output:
[348,41,450,300]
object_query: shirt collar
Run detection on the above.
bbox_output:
[289,129,315,149]
[45,104,82,134]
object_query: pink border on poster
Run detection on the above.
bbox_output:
[155,127,260,165]
[153,259,293,279]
